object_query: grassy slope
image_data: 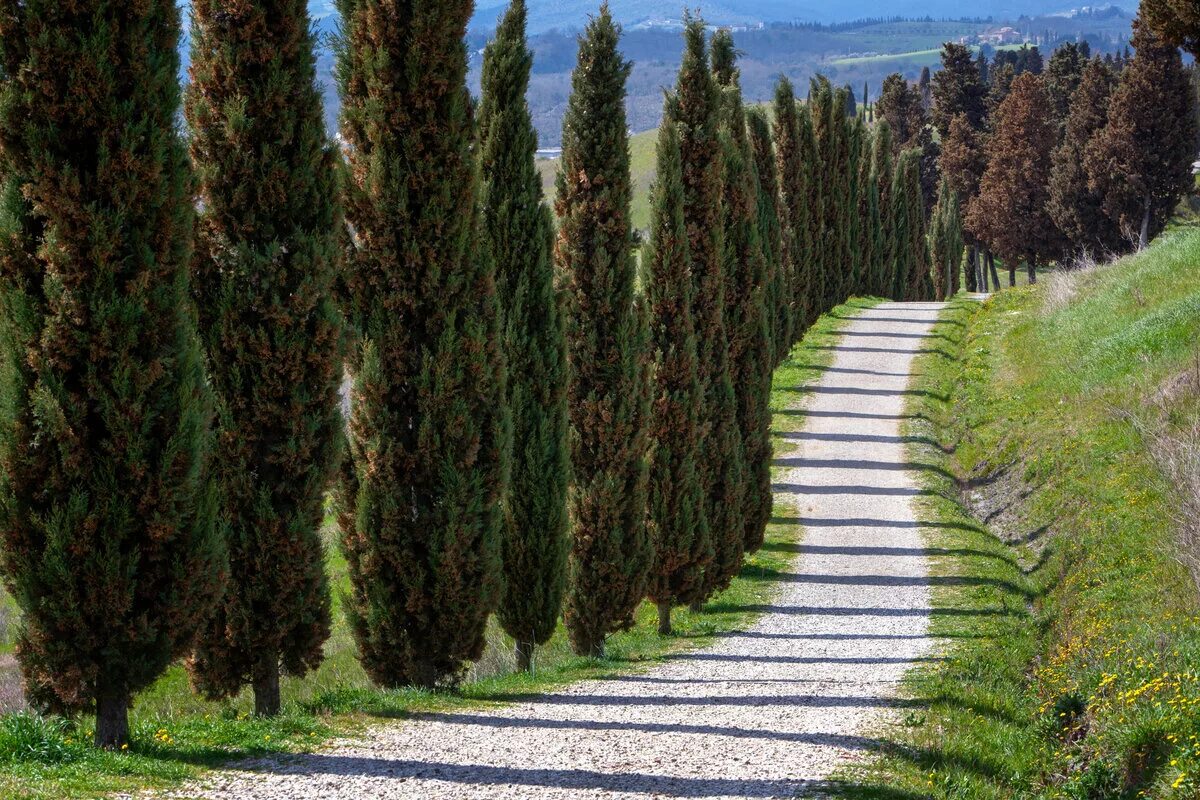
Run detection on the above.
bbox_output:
[0,286,880,799]
[846,230,1200,798]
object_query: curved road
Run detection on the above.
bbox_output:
[186,301,945,800]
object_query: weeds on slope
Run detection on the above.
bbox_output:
[0,291,879,800]
[843,230,1200,799]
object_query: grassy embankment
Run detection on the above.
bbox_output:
[0,285,878,799]
[841,230,1200,798]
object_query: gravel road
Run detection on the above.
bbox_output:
[180,301,945,800]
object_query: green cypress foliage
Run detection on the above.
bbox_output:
[870,121,897,298]
[928,178,964,301]
[555,6,652,657]
[713,30,772,557]
[0,0,222,747]
[335,0,509,689]
[478,0,569,672]
[891,149,930,301]
[747,107,790,365]
[846,115,867,298]
[642,114,710,636]
[773,78,814,336]
[185,0,343,717]
[807,79,833,314]
[674,19,745,604]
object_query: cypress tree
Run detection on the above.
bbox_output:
[808,79,838,313]
[877,73,925,152]
[555,6,652,657]
[1143,0,1200,57]
[1084,20,1197,251]
[966,73,1058,286]
[748,107,790,365]
[929,178,964,301]
[846,115,867,299]
[870,121,897,298]
[478,0,569,673]
[714,30,772,558]
[185,0,342,717]
[674,19,744,606]
[892,150,930,301]
[932,43,988,136]
[1045,42,1089,129]
[0,0,222,747]
[941,114,988,291]
[773,78,814,335]
[1048,58,1120,257]
[336,0,508,688]
[643,114,710,636]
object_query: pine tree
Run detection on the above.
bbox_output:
[1085,20,1197,250]
[714,30,772,558]
[336,0,508,688]
[185,0,342,717]
[748,107,790,365]
[1142,0,1200,57]
[675,19,744,605]
[555,6,652,657]
[1048,58,1120,257]
[478,0,569,672]
[932,43,988,136]
[773,78,814,335]
[870,121,897,298]
[0,0,222,747]
[966,73,1058,286]
[642,114,710,636]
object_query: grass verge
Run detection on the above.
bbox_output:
[842,230,1200,799]
[0,297,881,800]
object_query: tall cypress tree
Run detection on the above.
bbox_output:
[1048,58,1120,257]
[929,178,964,301]
[0,0,222,747]
[773,78,813,335]
[336,0,508,689]
[808,79,835,313]
[556,6,652,657]
[643,113,709,636]
[1085,19,1197,251]
[932,43,988,136]
[1045,42,1089,129]
[940,113,988,290]
[713,30,772,558]
[748,107,789,364]
[892,149,929,301]
[186,0,343,717]
[1143,0,1200,57]
[870,121,896,298]
[478,0,569,673]
[675,19,744,606]
[846,115,867,298]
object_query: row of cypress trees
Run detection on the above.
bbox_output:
[0,0,934,749]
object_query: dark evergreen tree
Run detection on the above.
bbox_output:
[918,66,933,112]
[478,0,569,672]
[1143,0,1200,57]
[1085,20,1197,250]
[774,78,815,333]
[336,0,508,688]
[892,149,930,300]
[1048,58,1121,257]
[555,6,652,657]
[877,73,925,152]
[987,63,1016,124]
[714,30,772,558]
[748,107,790,364]
[940,113,989,292]
[846,115,867,298]
[932,43,988,136]
[0,0,222,747]
[870,121,897,298]
[928,178,964,301]
[967,74,1058,286]
[186,0,342,717]
[1045,42,1089,128]
[675,19,743,605]
[845,83,859,117]
[643,114,710,636]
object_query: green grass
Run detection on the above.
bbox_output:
[844,230,1200,798]
[830,43,1028,69]
[0,295,880,799]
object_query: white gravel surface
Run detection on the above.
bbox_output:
[179,302,945,800]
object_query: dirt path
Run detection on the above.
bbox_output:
[182,301,945,800]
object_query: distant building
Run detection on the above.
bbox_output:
[961,26,1025,46]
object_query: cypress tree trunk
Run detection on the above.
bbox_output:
[514,640,535,673]
[1027,259,1038,285]
[1009,263,1017,287]
[0,0,222,749]
[657,601,673,636]
[252,650,281,718]
[989,252,1002,289]
[1140,195,1152,250]
[557,7,652,659]
[966,245,979,292]
[336,0,508,688]
[480,0,570,673]
[186,0,341,713]
[95,687,131,751]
